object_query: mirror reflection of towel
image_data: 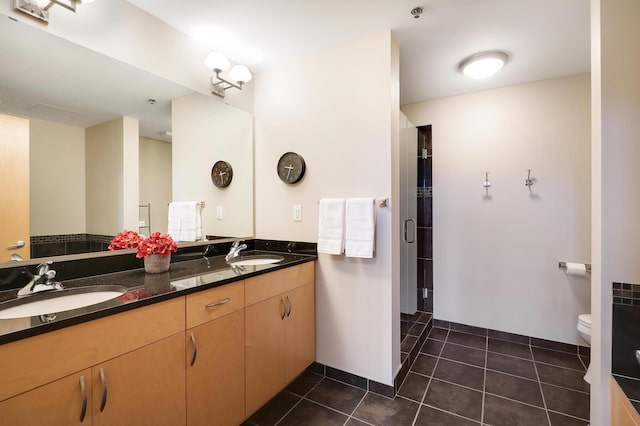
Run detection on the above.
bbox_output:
[345,198,375,258]
[167,202,202,242]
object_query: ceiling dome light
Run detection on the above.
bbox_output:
[459,51,508,79]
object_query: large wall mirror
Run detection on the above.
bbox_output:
[0,15,254,265]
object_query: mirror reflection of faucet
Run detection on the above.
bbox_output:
[16,261,63,297]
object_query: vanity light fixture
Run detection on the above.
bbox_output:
[14,0,94,24]
[459,51,508,79]
[206,51,253,98]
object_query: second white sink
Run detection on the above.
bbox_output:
[227,255,284,266]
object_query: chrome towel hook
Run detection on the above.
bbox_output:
[525,169,534,188]
[483,172,491,197]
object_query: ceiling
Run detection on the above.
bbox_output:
[127,0,591,104]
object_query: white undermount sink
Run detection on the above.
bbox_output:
[0,285,126,320]
[227,255,284,266]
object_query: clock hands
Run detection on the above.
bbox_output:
[284,164,294,179]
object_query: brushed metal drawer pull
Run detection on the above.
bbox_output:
[79,375,87,422]
[190,332,198,366]
[280,297,286,320]
[205,297,231,308]
[285,296,292,317]
[7,240,25,249]
[99,368,108,412]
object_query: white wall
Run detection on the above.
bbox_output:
[85,117,139,236]
[591,0,640,422]
[403,74,591,345]
[29,118,85,236]
[172,93,254,239]
[254,31,400,385]
[139,137,172,235]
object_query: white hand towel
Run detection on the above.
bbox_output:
[167,202,202,242]
[317,199,345,255]
[345,198,375,258]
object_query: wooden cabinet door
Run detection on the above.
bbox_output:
[284,282,316,383]
[0,113,30,262]
[245,294,287,416]
[0,368,91,426]
[92,333,186,426]
[187,309,245,426]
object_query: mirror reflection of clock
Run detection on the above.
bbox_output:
[277,152,306,184]
[211,160,233,188]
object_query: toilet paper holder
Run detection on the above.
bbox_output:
[558,261,591,273]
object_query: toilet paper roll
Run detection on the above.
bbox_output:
[565,262,587,276]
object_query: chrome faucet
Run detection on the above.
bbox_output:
[225,240,247,262]
[17,261,63,297]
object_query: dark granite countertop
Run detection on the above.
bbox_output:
[0,250,316,345]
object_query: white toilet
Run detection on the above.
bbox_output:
[577,314,592,383]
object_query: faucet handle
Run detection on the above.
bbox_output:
[36,261,53,275]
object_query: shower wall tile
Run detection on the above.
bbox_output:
[417,228,432,259]
[417,197,432,228]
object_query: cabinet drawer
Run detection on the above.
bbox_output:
[0,297,184,402]
[245,263,314,306]
[186,281,244,329]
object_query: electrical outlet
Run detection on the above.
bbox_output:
[216,206,223,220]
[293,205,302,221]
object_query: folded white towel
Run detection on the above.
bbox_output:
[345,198,375,258]
[167,202,202,242]
[317,199,345,255]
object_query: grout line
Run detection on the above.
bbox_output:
[539,381,591,396]
[481,331,488,424]
[484,391,549,411]
[613,373,640,382]
[421,402,483,424]
[343,390,371,425]
[410,327,450,426]
[546,408,591,422]
[530,343,553,426]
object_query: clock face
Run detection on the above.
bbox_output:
[277,152,306,184]
[211,160,233,188]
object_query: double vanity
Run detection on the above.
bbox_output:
[0,244,316,425]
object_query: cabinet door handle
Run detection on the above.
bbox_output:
[280,297,286,320]
[7,240,25,250]
[285,296,292,317]
[79,375,87,422]
[99,367,108,412]
[190,332,198,366]
[205,297,231,308]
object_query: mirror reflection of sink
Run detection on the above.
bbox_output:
[0,285,126,320]
[227,255,284,266]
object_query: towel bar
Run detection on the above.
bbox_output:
[317,198,388,207]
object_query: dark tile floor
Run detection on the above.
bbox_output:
[243,326,591,426]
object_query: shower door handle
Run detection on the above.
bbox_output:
[403,219,417,244]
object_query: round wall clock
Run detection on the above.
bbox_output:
[211,160,233,188]
[277,152,306,184]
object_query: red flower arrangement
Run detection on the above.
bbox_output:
[136,232,178,259]
[109,230,144,251]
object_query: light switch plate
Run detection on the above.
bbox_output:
[293,205,302,221]
[423,288,428,299]
[216,206,223,220]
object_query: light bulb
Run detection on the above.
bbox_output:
[205,52,230,72]
[229,65,252,84]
